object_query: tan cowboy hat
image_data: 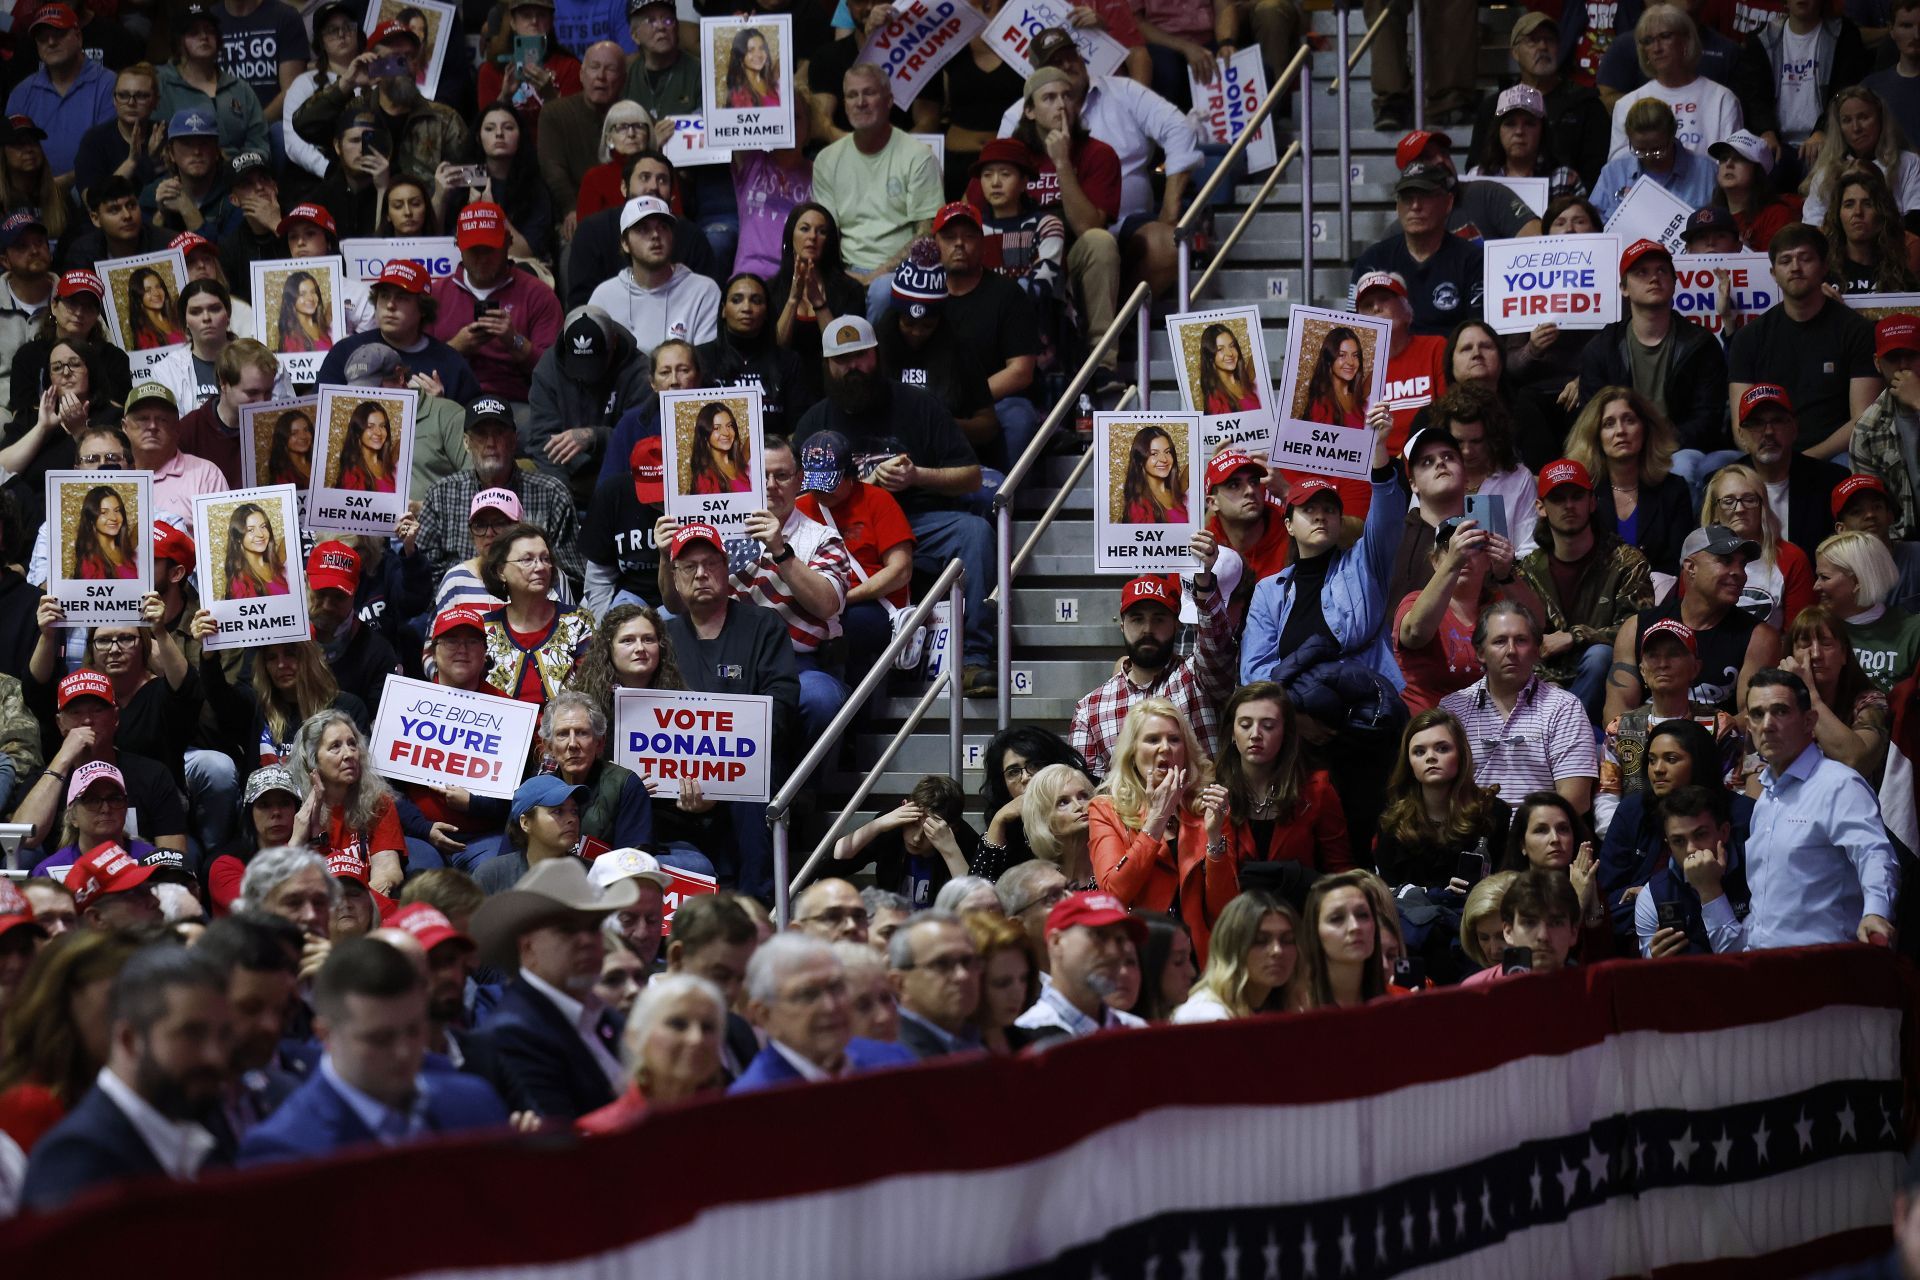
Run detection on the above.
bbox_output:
[471,859,640,971]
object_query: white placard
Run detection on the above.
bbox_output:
[45,470,154,626]
[659,386,767,537]
[663,114,728,168]
[857,0,986,111]
[191,485,310,651]
[251,256,346,384]
[699,15,796,151]
[1166,304,1275,460]
[984,0,1126,77]
[1673,251,1778,335]
[1477,175,1550,216]
[910,132,946,173]
[1190,47,1276,173]
[1092,412,1202,572]
[362,0,457,98]
[1603,177,1693,255]
[98,248,189,376]
[1481,234,1621,335]
[1271,305,1391,480]
[370,673,539,800]
[338,237,460,281]
[613,687,773,802]
[308,384,417,536]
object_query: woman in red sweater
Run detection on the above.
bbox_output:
[1206,681,1352,879]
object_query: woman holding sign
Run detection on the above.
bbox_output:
[222,503,292,600]
[687,401,753,495]
[1119,426,1189,524]
[725,28,780,109]
[332,402,400,494]
[286,709,405,897]
[1302,327,1368,428]
[127,267,184,350]
[1197,323,1261,415]
[71,486,139,580]
[266,409,316,488]
[277,271,335,353]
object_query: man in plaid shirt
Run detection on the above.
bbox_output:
[1070,533,1233,779]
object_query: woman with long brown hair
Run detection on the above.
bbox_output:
[1302,326,1366,427]
[1118,425,1188,523]
[1563,385,1696,577]
[1373,709,1511,890]
[0,932,140,1154]
[1782,604,1890,780]
[1196,322,1260,414]
[70,485,138,580]
[332,401,399,493]
[1287,869,1389,1011]
[222,502,290,599]
[1821,164,1920,294]
[687,402,752,495]
[1206,682,1350,876]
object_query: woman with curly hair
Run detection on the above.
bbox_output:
[726,27,780,108]
[287,708,405,896]
[1821,164,1920,294]
[1196,322,1260,415]
[265,409,314,488]
[277,270,333,353]
[1801,85,1920,226]
[687,402,752,494]
[1118,424,1187,523]
[569,602,686,723]
[1302,325,1366,427]
[126,267,183,350]
[1562,385,1695,576]
[222,502,290,599]
[332,401,399,493]
[70,485,138,580]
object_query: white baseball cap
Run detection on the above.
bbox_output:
[589,847,674,892]
[619,195,674,234]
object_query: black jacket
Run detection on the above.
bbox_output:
[1736,450,1849,567]
[21,1082,236,1213]
[470,976,621,1120]
[1578,313,1732,452]
[1592,473,1700,578]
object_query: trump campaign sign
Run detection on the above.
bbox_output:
[1190,47,1276,173]
[1482,234,1620,335]
[985,0,1126,76]
[338,237,460,281]
[370,675,539,799]
[614,688,773,802]
[857,0,986,110]
[1673,251,1778,335]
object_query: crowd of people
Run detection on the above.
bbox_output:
[0,0,1907,1235]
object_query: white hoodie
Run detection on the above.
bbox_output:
[585,263,720,356]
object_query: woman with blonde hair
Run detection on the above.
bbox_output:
[1287,869,1388,1010]
[1089,698,1236,961]
[1563,385,1696,576]
[1170,890,1298,1022]
[1801,85,1920,226]
[1606,4,1742,159]
[1700,463,1811,629]
[1813,529,1920,690]
[577,973,728,1135]
[1782,604,1890,780]
[1458,870,1520,972]
[1020,762,1095,889]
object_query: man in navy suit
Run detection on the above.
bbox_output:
[238,938,508,1166]
[888,912,984,1061]
[22,945,238,1212]
[465,858,641,1120]
[195,913,305,1142]
[729,933,917,1093]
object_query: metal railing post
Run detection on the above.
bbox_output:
[1336,0,1353,257]
[995,504,1012,730]
[1136,295,1151,407]
[948,574,964,780]
[1412,0,1425,132]
[772,816,791,926]
[1300,61,1314,305]
[1176,237,1190,316]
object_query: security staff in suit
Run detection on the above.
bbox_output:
[728,933,917,1093]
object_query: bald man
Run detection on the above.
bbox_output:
[541,40,630,237]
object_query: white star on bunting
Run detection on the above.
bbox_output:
[1753,1116,1772,1165]
[1301,1221,1320,1279]
[1583,1140,1610,1190]
[1671,1126,1700,1169]
[1179,1234,1203,1280]
[1556,1157,1580,1204]
[1712,1130,1733,1172]
[1795,1109,1815,1153]
[1837,1100,1858,1143]
[1337,1217,1357,1274]
[1221,1229,1241,1280]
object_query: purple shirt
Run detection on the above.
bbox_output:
[732,153,814,282]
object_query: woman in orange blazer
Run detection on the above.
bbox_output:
[1088,698,1238,965]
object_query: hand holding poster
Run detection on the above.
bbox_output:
[191,486,310,651]
[983,0,1126,76]
[1482,234,1620,335]
[362,0,456,97]
[700,15,796,150]
[1603,177,1692,255]
[371,674,539,800]
[1166,305,1275,460]
[1271,305,1391,480]
[309,384,417,536]
[338,237,460,281]
[857,0,987,111]
[1189,47,1276,173]
[98,248,189,375]
[1092,412,1203,572]
[613,688,774,802]
[252,257,346,383]
[45,470,155,626]
[660,386,767,536]
[662,115,728,168]
[1673,251,1777,335]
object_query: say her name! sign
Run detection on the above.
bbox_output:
[1673,251,1777,335]
[1482,234,1620,335]
[857,0,986,111]
[985,0,1126,76]
[614,688,773,802]
[370,675,539,800]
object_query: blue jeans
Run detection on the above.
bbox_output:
[842,601,893,678]
[726,800,773,903]
[184,749,238,853]
[655,842,716,878]
[996,396,1042,472]
[403,837,446,874]
[1670,448,1746,510]
[1569,641,1614,719]
[909,508,993,669]
[861,271,893,324]
[795,649,849,740]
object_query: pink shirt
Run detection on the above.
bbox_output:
[149,448,230,525]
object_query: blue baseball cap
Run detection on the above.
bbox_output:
[800,430,853,494]
[167,109,220,141]
[509,774,589,824]
[0,210,46,248]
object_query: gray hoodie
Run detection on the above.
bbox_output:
[584,263,720,357]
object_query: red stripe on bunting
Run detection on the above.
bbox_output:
[0,947,1909,1280]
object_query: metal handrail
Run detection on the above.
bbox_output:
[1189,138,1302,302]
[768,557,965,924]
[1325,1,1399,95]
[1173,42,1311,238]
[1006,384,1136,583]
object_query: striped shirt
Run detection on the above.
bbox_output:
[729,509,850,652]
[1439,674,1599,800]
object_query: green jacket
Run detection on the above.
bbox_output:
[0,671,42,782]
[1516,532,1655,685]
[1850,388,1919,538]
[291,82,470,186]
[156,63,268,157]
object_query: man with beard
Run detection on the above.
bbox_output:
[22,944,237,1211]
[1069,552,1231,779]
[412,397,586,593]
[384,902,479,1063]
[195,914,303,1141]
[794,317,996,698]
[291,21,469,185]
[1014,892,1147,1043]
[1732,384,1847,566]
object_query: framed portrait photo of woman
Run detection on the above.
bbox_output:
[362,0,457,97]
[660,385,766,536]
[192,484,310,650]
[1272,305,1391,481]
[699,15,795,150]
[1092,411,1202,572]
[252,256,346,383]
[239,396,321,495]
[310,383,418,536]
[1166,304,1275,461]
[46,469,154,625]
[97,247,189,375]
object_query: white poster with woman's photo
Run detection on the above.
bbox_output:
[97,248,189,376]
[45,470,154,626]
[659,385,766,537]
[309,384,418,536]
[1092,412,1202,572]
[362,0,457,97]
[1166,304,1275,459]
[239,397,321,491]
[191,485,310,651]
[251,256,346,383]
[699,15,795,150]
[1271,305,1391,481]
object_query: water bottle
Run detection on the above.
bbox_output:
[1075,392,1093,444]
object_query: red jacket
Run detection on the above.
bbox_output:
[426,265,564,403]
[1217,770,1353,873]
[1089,795,1238,964]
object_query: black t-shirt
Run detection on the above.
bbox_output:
[25,750,187,843]
[793,382,979,516]
[1350,233,1484,336]
[112,669,206,791]
[942,272,1040,382]
[877,318,993,422]
[215,0,311,112]
[1637,600,1759,711]
[580,473,665,606]
[81,14,146,70]
[1727,298,1877,450]
[849,817,981,907]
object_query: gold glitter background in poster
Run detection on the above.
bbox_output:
[708,22,784,102]
[1285,313,1383,420]
[672,395,755,497]
[257,264,337,354]
[1104,419,1191,524]
[57,479,142,581]
[321,393,408,490]
[1173,313,1261,414]
[203,495,292,602]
